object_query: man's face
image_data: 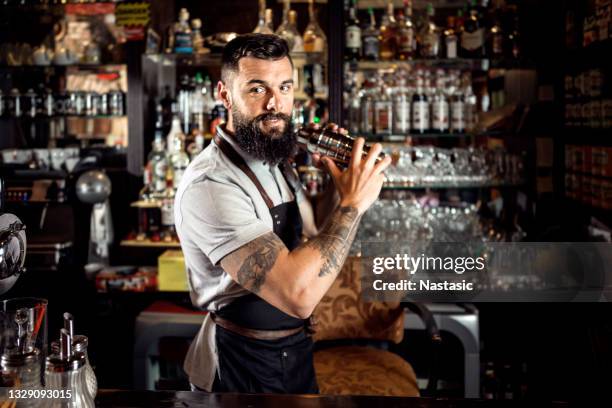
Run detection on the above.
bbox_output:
[222,56,297,163]
[231,56,294,134]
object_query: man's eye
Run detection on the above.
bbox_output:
[280,85,292,93]
[250,87,265,94]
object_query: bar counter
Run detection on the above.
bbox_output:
[95,390,572,408]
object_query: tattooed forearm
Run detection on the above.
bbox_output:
[303,206,360,277]
[235,232,284,293]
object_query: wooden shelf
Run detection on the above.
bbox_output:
[120,239,181,249]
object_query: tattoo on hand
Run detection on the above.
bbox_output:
[235,233,283,293]
[304,206,360,277]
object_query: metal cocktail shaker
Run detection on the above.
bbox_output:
[295,126,386,168]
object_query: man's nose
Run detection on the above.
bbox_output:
[266,90,283,112]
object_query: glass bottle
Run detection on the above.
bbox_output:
[379,0,397,60]
[288,11,304,52]
[1,349,42,408]
[253,0,273,34]
[463,73,478,132]
[460,0,485,58]
[187,131,205,160]
[412,71,429,134]
[431,70,449,133]
[449,73,466,134]
[362,8,380,61]
[393,77,411,135]
[444,16,458,59]
[150,115,168,197]
[276,0,293,48]
[396,0,416,60]
[418,3,440,58]
[190,72,205,133]
[170,137,190,189]
[345,0,361,61]
[303,0,327,53]
[72,336,97,400]
[360,82,375,134]
[173,8,193,54]
[374,80,393,135]
[166,114,184,156]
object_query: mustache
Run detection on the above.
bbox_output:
[254,112,292,124]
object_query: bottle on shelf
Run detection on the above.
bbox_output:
[411,71,430,134]
[418,3,440,58]
[462,72,478,132]
[277,3,303,53]
[187,131,205,160]
[374,79,393,135]
[362,8,380,61]
[210,86,228,135]
[178,74,193,134]
[487,3,504,57]
[190,72,206,135]
[276,0,293,48]
[253,0,273,34]
[160,85,176,136]
[396,0,416,61]
[360,80,375,134]
[148,137,168,199]
[174,8,193,54]
[431,70,450,133]
[449,72,466,133]
[345,0,361,61]
[303,0,327,53]
[460,0,486,58]
[392,76,411,135]
[161,186,177,243]
[444,16,459,59]
[169,136,190,190]
[166,111,185,157]
[379,0,398,61]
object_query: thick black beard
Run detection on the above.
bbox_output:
[232,108,297,165]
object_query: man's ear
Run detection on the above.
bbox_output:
[218,80,232,110]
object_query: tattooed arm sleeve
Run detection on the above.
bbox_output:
[220,206,361,318]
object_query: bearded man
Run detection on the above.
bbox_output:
[175,33,390,394]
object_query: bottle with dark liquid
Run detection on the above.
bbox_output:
[295,126,386,168]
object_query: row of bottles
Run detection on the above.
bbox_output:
[167,0,328,55]
[0,86,125,118]
[346,68,490,136]
[345,0,520,61]
[253,0,327,53]
[564,68,612,129]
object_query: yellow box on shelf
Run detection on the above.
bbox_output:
[157,250,187,292]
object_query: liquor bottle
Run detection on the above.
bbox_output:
[202,75,215,135]
[392,77,411,134]
[173,8,193,54]
[431,71,450,133]
[412,71,429,134]
[187,131,205,160]
[449,73,466,133]
[487,2,504,57]
[396,0,416,60]
[444,16,458,59]
[362,8,380,61]
[166,113,184,156]
[345,0,361,61]
[379,0,397,60]
[418,3,440,58]
[506,5,520,58]
[178,74,192,134]
[276,0,293,48]
[463,73,478,132]
[360,82,375,134]
[190,72,206,134]
[170,136,190,189]
[460,0,486,58]
[303,0,327,53]
[161,186,176,242]
[348,86,362,134]
[277,3,303,52]
[374,81,393,135]
[253,0,273,34]
[148,127,168,198]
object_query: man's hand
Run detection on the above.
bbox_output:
[321,137,391,216]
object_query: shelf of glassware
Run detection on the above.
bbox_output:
[361,131,502,141]
[351,58,533,71]
[144,51,326,68]
[381,180,525,190]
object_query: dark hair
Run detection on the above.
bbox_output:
[221,34,292,83]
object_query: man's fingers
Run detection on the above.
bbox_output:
[364,143,383,169]
[322,157,342,184]
[350,137,365,171]
[373,155,393,175]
